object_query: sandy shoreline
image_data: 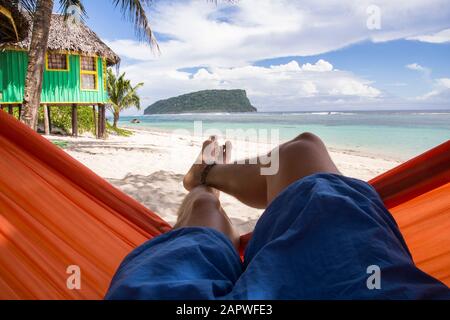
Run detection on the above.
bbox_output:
[121,124,407,162]
[46,128,401,234]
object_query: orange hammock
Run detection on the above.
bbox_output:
[0,111,449,299]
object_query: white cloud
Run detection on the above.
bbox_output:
[404,63,450,102]
[407,28,450,43]
[418,78,450,101]
[300,60,333,72]
[109,0,450,66]
[437,78,450,88]
[103,0,450,113]
[405,63,432,79]
[405,63,431,81]
[406,63,428,72]
[122,59,381,112]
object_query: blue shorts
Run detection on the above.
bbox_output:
[105,174,450,299]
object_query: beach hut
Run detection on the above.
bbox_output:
[0,3,120,138]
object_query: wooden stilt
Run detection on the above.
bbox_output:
[102,104,106,138]
[0,105,3,112]
[8,105,13,115]
[72,104,78,137]
[43,104,50,135]
[47,105,52,134]
[93,105,98,138]
[18,105,22,120]
[98,104,106,139]
[97,105,102,139]
[102,105,106,138]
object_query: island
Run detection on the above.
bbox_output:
[144,89,257,114]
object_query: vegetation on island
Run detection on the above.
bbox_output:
[144,89,257,114]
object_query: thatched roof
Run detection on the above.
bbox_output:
[0,0,29,42]
[0,11,120,66]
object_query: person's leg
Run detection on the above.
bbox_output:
[217,135,450,299]
[176,136,240,248]
[184,132,339,208]
[180,134,450,299]
[183,139,268,209]
[264,132,340,203]
[174,185,240,249]
[231,171,450,299]
[106,139,242,299]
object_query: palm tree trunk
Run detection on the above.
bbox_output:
[21,0,54,130]
[113,112,120,128]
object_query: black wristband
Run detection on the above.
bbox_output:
[200,163,217,185]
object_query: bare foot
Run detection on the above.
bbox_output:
[183,137,232,192]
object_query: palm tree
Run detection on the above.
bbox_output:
[16,0,156,130]
[106,68,144,128]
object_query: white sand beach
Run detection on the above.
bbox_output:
[47,128,401,234]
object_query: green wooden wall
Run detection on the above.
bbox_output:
[0,50,108,104]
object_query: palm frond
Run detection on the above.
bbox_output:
[17,0,37,15]
[58,0,87,21]
[122,81,144,110]
[106,68,143,113]
[111,0,158,50]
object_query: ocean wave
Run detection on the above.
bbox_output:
[288,112,357,116]
[411,112,450,115]
[166,112,233,116]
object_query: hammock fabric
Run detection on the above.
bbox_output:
[0,111,449,299]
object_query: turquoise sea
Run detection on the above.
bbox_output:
[118,111,450,161]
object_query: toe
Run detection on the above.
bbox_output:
[224,141,232,164]
[201,139,215,164]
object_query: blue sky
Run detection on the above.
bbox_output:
[73,0,450,113]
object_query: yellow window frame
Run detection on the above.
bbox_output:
[80,56,99,91]
[46,52,70,72]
